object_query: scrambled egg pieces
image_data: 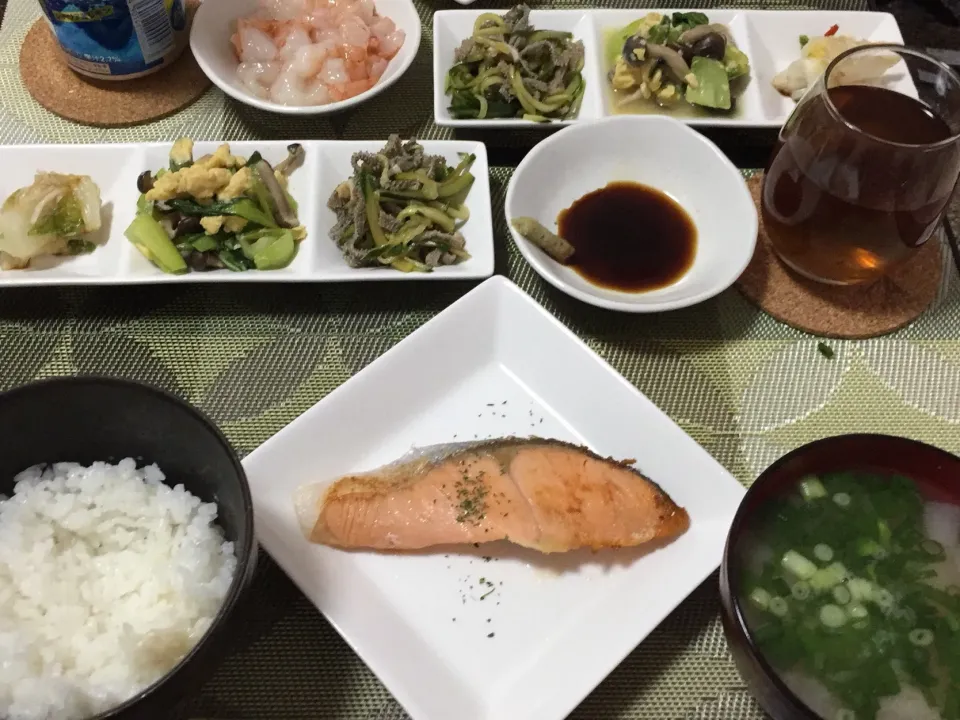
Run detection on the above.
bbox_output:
[145,144,249,202]
[143,140,300,237]
[611,57,645,91]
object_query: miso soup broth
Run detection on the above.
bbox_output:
[741,471,960,720]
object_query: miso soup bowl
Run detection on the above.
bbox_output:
[718,434,960,719]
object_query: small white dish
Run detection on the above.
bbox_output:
[433,10,602,128]
[243,275,746,720]
[190,0,421,116]
[433,9,904,128]
[505,115,757,312]
[0,140,492,285]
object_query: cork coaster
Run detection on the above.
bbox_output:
[736,173,943,339]
[19,2,209,127]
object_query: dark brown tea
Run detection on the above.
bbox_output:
[762,84,960,285]
[558,181,697,293]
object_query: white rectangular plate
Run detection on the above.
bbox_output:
[0,140,493,286]
[433,9,904,128]
[243,276,747,720]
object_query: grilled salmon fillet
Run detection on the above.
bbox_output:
[295,438,690,553]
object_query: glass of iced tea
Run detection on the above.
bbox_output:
[762,45,960,285]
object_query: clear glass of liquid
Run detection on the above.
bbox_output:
[761,45,960,285]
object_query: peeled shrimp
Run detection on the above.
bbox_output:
[231,0,405,107]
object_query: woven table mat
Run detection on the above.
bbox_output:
[5,1,960,719]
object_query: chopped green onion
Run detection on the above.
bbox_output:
[873,588,895,612]
[820,603,846,628]
[835,710,855,720]
[847,578,873,602]
[847,603,868,620]
[877,519,891,545]
[800,476,827,501]
[908,628,934,647]
[813,543,834,563]
[892,607,916,627]
[827,562,850,582]
[832,585,851,605]
[749,587,771,610]
[921,539,945,558]
[782,550,818,580]
[833,492,851,507]
[769,596,789,617]
[810,562,848,591]
[811,569,838,592]
[791,581,812,600]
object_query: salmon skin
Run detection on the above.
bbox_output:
[295,437,690,553]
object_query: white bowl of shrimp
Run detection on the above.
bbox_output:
[190,0,420,114]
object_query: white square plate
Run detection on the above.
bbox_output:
[243,276,747,720]
[0,140,493,285]
[433,9,904,128]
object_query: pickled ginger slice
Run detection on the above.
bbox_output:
[0,172,103,270]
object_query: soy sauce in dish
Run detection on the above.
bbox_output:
[558,181,697,293]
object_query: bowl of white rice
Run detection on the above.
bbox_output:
[0,376,257,720]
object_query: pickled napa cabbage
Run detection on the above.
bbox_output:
[0,172,102,269]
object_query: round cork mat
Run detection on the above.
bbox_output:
[20,2,209,127]
[736,173,943,340]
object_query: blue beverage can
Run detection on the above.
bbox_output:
[39,0,188,80]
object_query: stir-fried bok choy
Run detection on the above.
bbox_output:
[328,135,474,273]
[445,4,585,122]
[125,138,307,274]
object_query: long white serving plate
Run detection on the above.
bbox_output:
[433,9,904,128]
[243,275,747,720]
[0,140,494,286]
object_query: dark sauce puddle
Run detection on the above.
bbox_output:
[558,181,697,293]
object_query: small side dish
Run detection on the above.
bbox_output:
[0,459,237,720]
[328,135,474,272]
[232,0,406,106]
[0,173,102,270]
[294,437,690,552]
[772,26,899,101]
[444,4,585,121]
[607,12,750,114]
[126,139,307,274]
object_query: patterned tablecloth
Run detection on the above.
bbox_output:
[3,0,960,718]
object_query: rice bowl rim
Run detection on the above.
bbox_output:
[719,433,960,720]
[0,374,258,720]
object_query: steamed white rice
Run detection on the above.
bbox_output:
[0,459,237,720]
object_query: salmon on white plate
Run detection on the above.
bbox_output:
[295,437,690,553]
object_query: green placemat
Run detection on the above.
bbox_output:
[6,1,960,719]
[1,164,959,720]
